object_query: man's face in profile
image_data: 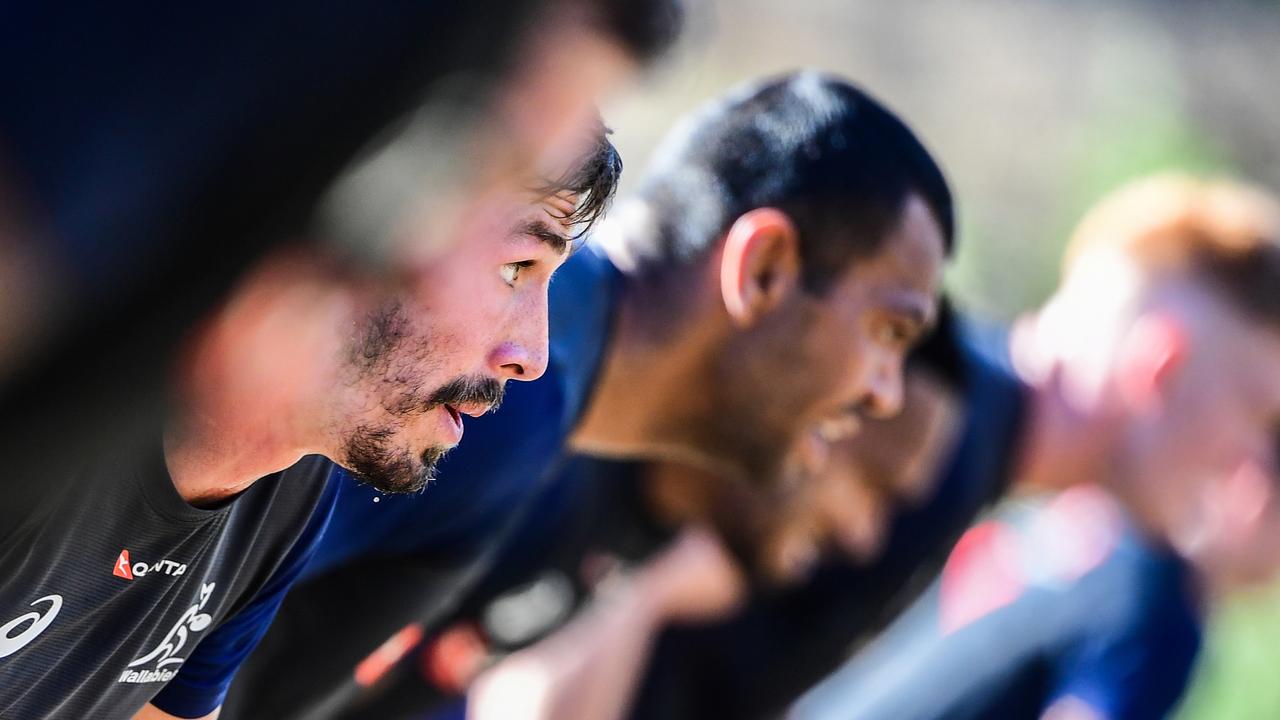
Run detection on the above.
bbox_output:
[747,368,960,582]
[719,195,946,485]
[643,365,961,586]
[331,188,578,494]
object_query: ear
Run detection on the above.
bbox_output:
[719,208,801,327]
[1114,313,1187,412]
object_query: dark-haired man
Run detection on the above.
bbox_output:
[0,115,622,720]
[0,0,683,511]
[619,174,1280,720]
[225,70,956,719]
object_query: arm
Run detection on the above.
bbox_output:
[1038,556,1202,720]
[468,527,744,720]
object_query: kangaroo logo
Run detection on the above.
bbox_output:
[124,582,215,676]
[0,595,63,659]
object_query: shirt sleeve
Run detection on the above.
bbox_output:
[148,475,341,718]
[1045,550,1202,720]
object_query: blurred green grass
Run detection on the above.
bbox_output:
[1176,582,1280,720]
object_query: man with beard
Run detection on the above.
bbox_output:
[225,70,955,719]
[0,116,621,720]
[0,0,679,516]
[624,173,1280,720]
[0,0,690,713]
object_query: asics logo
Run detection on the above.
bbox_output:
[0,595,62,659]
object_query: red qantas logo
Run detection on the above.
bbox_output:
[112,549,187,581]
[113,550,134,579]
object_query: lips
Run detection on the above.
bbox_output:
[817,413,862,443]
[440,405,464,444]
[451,402,495,418]
[436,401,496,447]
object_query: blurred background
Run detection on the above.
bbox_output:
[598,1,1280,717]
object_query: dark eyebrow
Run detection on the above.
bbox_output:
[515,219,571,256]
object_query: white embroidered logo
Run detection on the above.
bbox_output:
[0,595,62,659]
[117,582,216,684]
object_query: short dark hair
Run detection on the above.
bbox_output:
[539,115,623,239]
[624,71,954,292]
[319,107,621,257]
[587,0,684,65]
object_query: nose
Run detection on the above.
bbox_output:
[862,351,905,420]
[489,293,551,382]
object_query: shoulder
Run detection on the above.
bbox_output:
[937,487,1129,635]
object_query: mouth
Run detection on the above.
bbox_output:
[440,404,464,444]
[451,402,495,418]
[817,413,863,444]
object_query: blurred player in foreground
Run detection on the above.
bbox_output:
[0,0,675,519]
[0,0,685,713]
[223,70,955,719]
[0,118,618,720]
[792,174,1280,720]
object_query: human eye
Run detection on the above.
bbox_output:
[500,260,536,287]
[875,318,916,348]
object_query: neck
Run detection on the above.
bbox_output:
[571,275,740,479]
[164,251,352,507]
[1010,372,1105,493]
[163,416,305,509]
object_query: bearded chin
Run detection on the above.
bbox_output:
[342,426,451,494]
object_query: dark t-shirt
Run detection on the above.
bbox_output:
[222,246,620,719]
[313,458,663,719]
[0,442,336,719]
[791,488,1202,720]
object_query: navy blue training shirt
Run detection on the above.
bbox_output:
[792,487,1203,720]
